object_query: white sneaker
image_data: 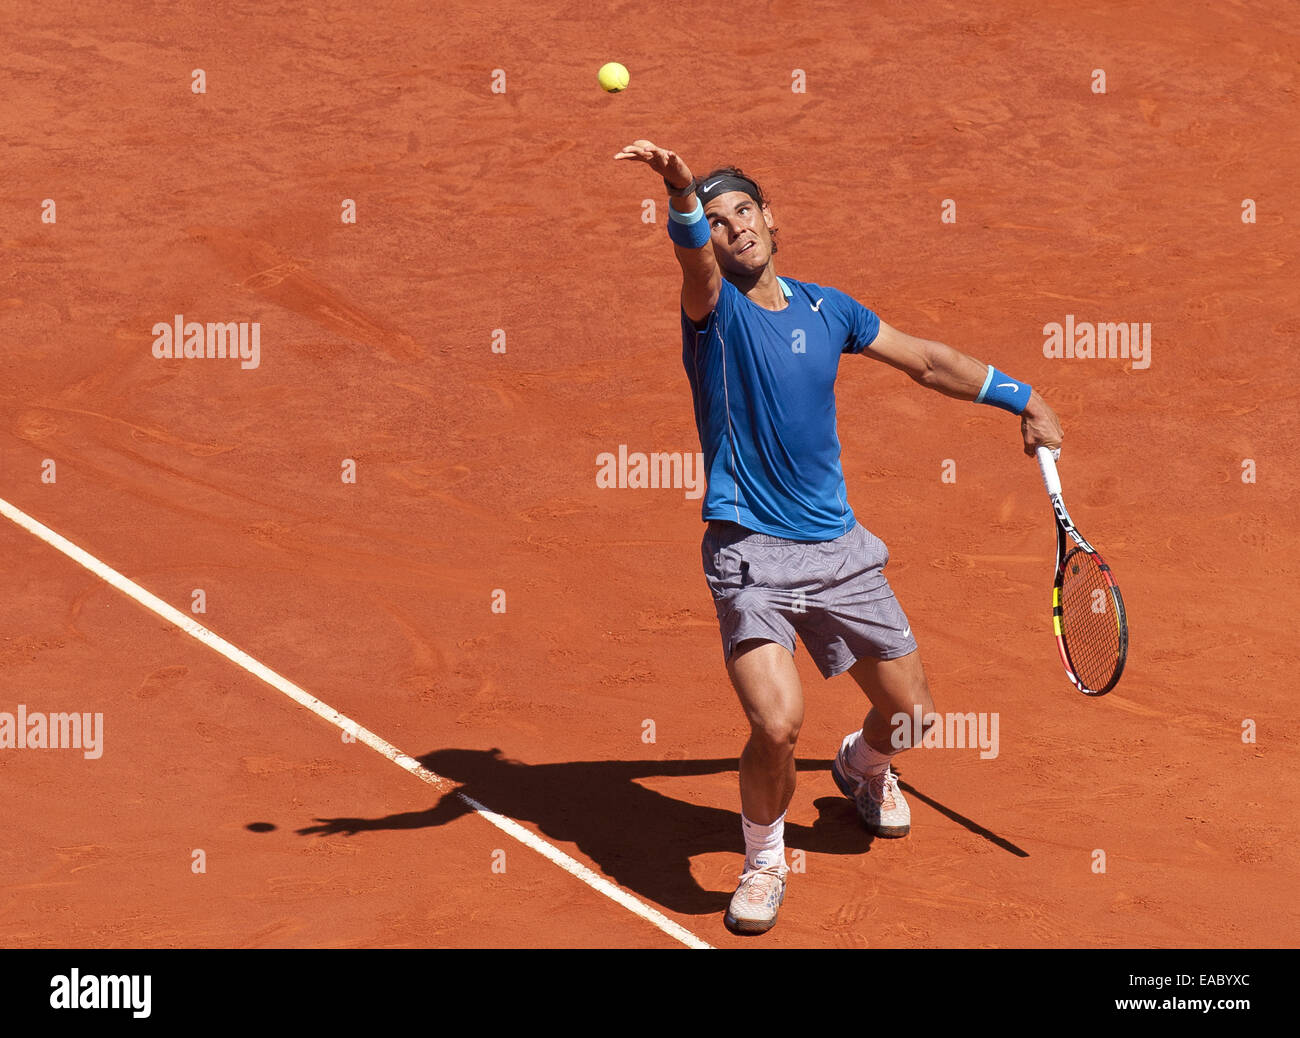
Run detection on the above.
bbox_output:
[832,733,911,838]
[724,859,789,934]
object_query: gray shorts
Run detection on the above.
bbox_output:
[701,520,917,678]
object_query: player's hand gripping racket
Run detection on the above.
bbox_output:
[1035,447,1129,695]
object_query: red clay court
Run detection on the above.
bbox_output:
[1,0,1297,949]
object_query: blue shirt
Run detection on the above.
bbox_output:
[681,275,881,541]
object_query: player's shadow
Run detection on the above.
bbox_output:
[294,749,1025,915]
[295,749,878,914]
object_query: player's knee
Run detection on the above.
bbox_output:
[748,715,801,757]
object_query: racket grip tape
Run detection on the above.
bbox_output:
[1035,446,1062,497]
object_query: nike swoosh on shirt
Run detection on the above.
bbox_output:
[902,626,911,639]
[811,298,823,311]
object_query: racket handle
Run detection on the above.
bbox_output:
[1035,446,1062,496]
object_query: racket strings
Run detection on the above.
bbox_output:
[1059,549,1123,691]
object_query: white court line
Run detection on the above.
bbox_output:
[0,495,712,950]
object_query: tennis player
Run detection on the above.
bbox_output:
[614,140,1064,935]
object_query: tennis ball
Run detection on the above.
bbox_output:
[598,62,629,93]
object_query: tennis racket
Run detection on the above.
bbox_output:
[1035,446,1129,696]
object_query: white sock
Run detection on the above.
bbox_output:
[741,812,787,871]
[847,730,896,776]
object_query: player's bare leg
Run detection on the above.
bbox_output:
[848,648,935,753]
[832,648,935,836]
[722,637,802,933]
[727,638,804,824]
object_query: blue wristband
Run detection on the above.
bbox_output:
[667,199,711,249]
[975,365,1032,415]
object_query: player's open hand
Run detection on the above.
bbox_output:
[614,139,693,190]
[1020,391,1064,457]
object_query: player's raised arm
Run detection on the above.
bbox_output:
[866,319,1064,457]
[614,139,720,324]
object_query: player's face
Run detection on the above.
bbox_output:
[705,191,775,273]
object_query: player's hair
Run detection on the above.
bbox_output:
[698,165,779,253]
